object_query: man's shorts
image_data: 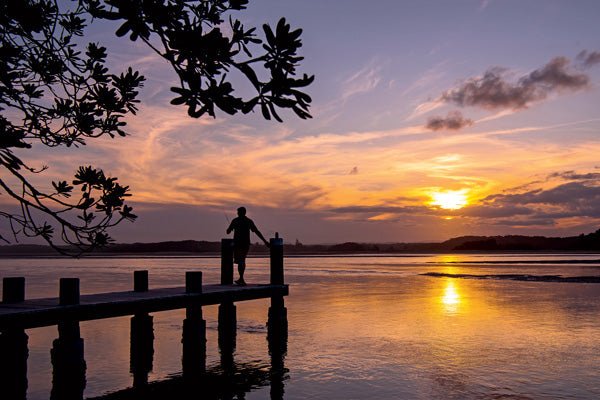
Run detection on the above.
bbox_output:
[234,244,250,264]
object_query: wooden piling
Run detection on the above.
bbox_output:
[182,313,206,377]
[270,233,284,285]
[130,313,154,388]
[59,278,80,306]
[183,271,207,377]
[0,328,28,400]
[218,301,237,364]
[52,319,86,400]
[186,271,203,293]
[134,270,149,292]
[1,276,28,399]
[3,277,25,303]
[221,238,234,285]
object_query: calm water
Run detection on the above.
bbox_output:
[2,253,600,399]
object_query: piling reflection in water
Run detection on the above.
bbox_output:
[0,328,29,400]
[50,320,86,400]
[0,276,28,399]
[218,300,237,373]
[89,298,288,400]
[268,296,288,400]
[89,361,276,400]
[182,305,206,380]
[130,313,154,390]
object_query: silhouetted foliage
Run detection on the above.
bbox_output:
[0,0,313,255]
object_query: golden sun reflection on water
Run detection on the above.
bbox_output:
[441,279,461,313]
[435,254,462,264]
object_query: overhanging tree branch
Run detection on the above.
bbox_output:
[1,0,313,255]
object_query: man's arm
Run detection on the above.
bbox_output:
[250,221,269,246]
[226,220,234,234]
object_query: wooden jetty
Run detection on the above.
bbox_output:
[0,236,289,400]
[0,283,288,330]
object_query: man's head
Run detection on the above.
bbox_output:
[237,206,247,217]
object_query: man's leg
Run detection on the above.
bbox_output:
[236,259,246,284]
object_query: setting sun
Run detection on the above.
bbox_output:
[429,190,469,210]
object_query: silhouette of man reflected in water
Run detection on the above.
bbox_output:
[226,207,269,285]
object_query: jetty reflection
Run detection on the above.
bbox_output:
[93,305,288,400]
[89,361,286,400]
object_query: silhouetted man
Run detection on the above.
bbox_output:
[226,207,269,285]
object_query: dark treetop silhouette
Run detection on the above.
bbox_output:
[226,206,269,285]
[0,0,313,255]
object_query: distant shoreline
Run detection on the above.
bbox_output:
[2,229,600,258]
[2,251,600,260]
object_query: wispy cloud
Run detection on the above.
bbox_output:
[400,62,448,97]
[479,0,492,11]
[406,99,445,120]
[340,63,382,102]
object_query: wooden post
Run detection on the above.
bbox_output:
[183,271,206,378]
[134,270,148,292]
[221,238,234,285]
[59,278,80,306]
[3,277,25,303]
[130,313,154,388]
[270,233,284,285]
[186,271,203,294]
[1,277,28,398]
[51,323,85,400]
[218,300,236,372]
[0,328,29,400]
[52,277,85,399]
[268,231,287,399]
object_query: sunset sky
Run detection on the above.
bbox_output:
[14,0,600,243]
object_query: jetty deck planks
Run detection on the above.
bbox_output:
[0,283,288,329]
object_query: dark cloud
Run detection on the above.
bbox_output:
[426,111,473,131]
[442,56,589,110]
[460,205,533,218]
[492,218,555,227]
[521,57,589,89]
[547,170,600,181]
[349,166,359,175]
[502,180,544,193]
[330,205,431,214]
[485,182,600,206]
[576,50,600,68]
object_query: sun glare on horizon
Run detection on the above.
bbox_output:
[429,190,469,210]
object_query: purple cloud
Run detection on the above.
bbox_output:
[426,111,473,131]
[442,56,589,110]
[576,50,600,68]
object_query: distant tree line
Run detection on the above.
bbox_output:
[2,229,600,256]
